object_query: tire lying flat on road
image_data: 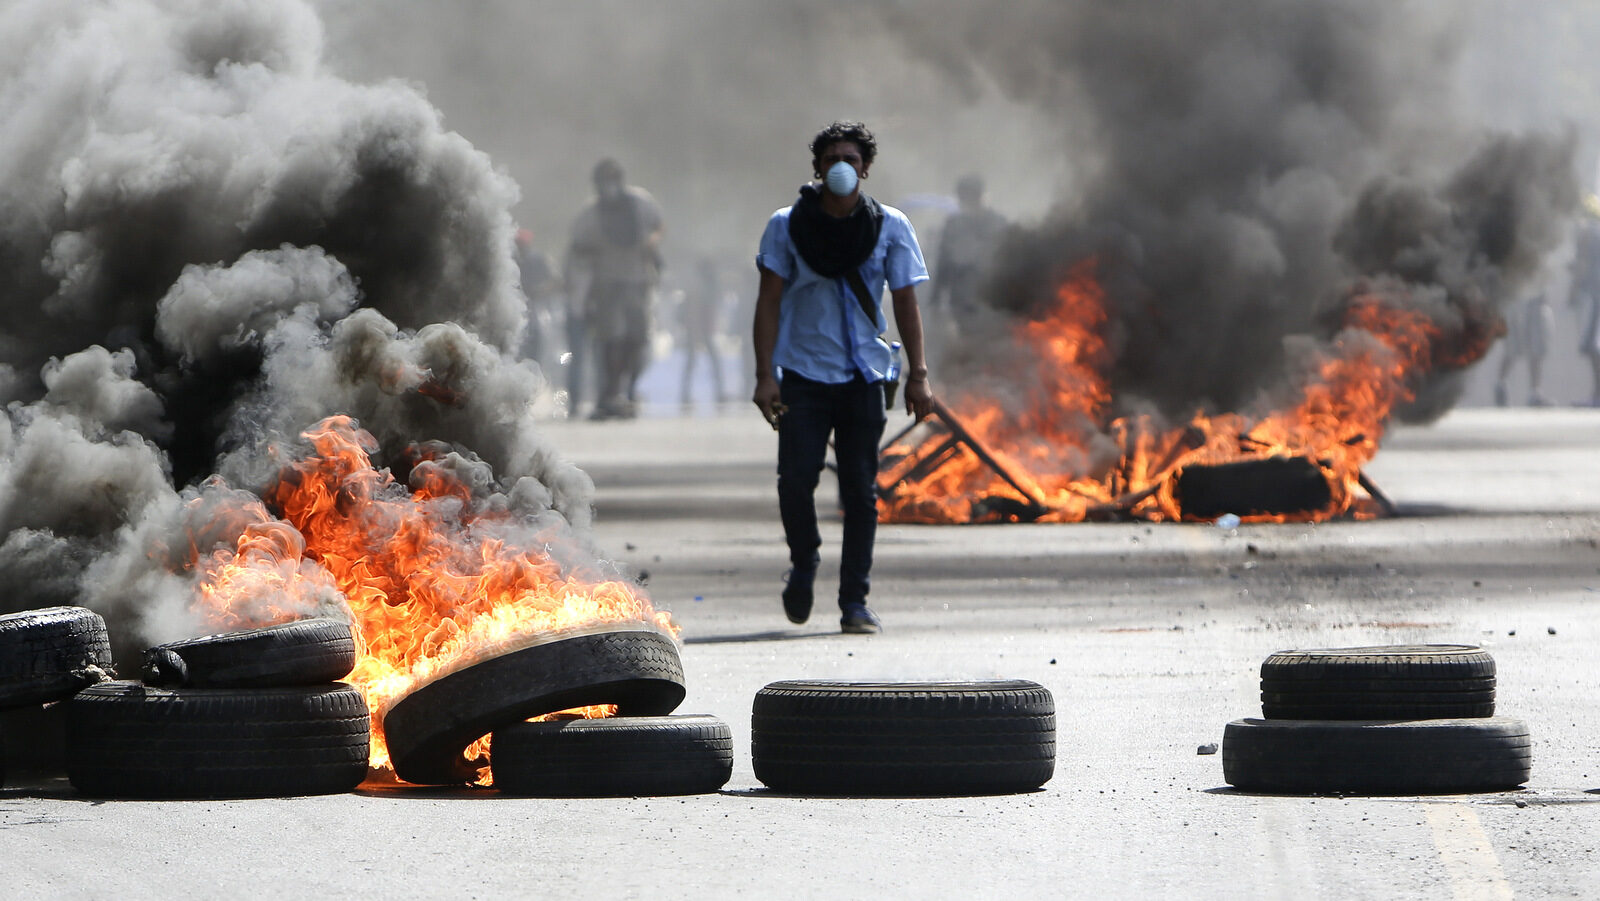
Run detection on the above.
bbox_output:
[751,680,1055,796]
[383,629,686,786]
[1223,717,1531,794]
[492,715,732,797]
[141,618,356,688]
[1260,644,1496,720]
[66,681,370,799]
[0,606,113,709]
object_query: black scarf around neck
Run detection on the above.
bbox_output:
[788,183,882,279]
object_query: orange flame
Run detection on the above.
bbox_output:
[185,415,674,773]
[882,260,1493,524]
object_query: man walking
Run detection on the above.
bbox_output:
[751,121,935,634]
[567,158,665,419]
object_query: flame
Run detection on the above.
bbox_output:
[881,259,1495,524]
[184,415,674,776]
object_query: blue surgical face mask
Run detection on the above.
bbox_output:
[825,161,859,197]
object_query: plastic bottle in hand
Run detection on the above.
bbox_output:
[884,340,903,408]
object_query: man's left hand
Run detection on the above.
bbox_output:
[904,377,935,421]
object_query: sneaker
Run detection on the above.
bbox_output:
[840,604,881,634]
[782,567,816,624]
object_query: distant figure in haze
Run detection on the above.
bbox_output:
[679,256,727,407]
[1573,195,1600,407]
[566,158,665,419]
[1495,292,1554,406]
[514,227,561,375]
[929,174,1006,355]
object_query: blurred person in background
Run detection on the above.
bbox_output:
[751,121,935,635]
[1574,194,1600,407]
[1494,291,1554,406]
[679,255,728,408]
[928,173,1006,359]
[567,158,665,419]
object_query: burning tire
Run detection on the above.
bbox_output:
[65,681,370,798]
[1260,645,1496,720]
[1222,717,1531,794]
[141,618,356,688]
[383,629,685,785]
[0,606,113,709]
[750,680,1055,796]
[491,715,732,797]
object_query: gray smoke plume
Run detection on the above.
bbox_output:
[879,1,1579,422]
[315,1,1585,424]
[0,0,598,661]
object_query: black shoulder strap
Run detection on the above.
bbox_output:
[844,269,876,322]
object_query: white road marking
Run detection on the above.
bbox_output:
[1425,805,1514,901]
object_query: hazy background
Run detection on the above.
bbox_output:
[316,0,1600,405]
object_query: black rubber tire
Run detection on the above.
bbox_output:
[491,715,732,797]
[1222,717,1531,795]
[1259,645,1496,719]
[1260,688,1495,720]
[140,618,356,688]
[383,629,685,785]
[65,681,370,799]
[751,680,1055,796]
[0,606,114,709]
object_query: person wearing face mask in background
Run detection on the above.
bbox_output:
[751,121,935,634]
[566,158,665,420]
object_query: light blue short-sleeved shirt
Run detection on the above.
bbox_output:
[756,200,929,384]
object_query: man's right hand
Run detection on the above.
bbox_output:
[753,374,783,428]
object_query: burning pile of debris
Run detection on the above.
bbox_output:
[878,264,1438,524]
[0,602,720,797]
[876,3,1576,525]
[0,0,703,791]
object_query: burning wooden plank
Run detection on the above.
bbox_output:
[878,399,1051,523]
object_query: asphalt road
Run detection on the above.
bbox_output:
[3,406,1599,900]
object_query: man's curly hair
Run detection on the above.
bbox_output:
[810,121,877,176]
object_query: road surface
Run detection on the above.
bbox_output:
[3,406,1598,899]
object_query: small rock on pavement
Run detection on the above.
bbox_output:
[1548,626,1557,635]
[1197,743,1219,755]
[1514,799,1528,808]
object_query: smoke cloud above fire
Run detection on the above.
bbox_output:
[0,0,602,660]
[880,1,1579,421]
[318,1,1587,421]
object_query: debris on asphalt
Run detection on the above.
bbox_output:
[1197,743,1218,755]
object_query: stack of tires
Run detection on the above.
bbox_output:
[1223,644,1532,794]
[380,628,734,796]
[65,618,371,799]
[749,680,1056,796]
[0,607,116,787]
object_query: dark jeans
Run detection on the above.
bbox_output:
[777,373,887,608]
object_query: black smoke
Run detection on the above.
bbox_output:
[881,1,1579,421]
[0,0,595,655]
